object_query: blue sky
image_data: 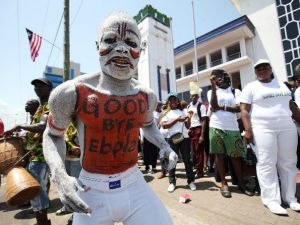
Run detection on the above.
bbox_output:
[0,0,239,129]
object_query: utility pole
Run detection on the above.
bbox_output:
[192,1,199,82]
[63,0,70,81]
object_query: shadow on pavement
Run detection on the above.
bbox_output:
[2,197,63,220]
[0,201,19,212]
[143,175,154,183]
[14,208,35,220]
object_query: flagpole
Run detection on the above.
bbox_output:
[192,1,199,82]
[63,0,70,82]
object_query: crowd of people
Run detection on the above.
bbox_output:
[136,59,300,218]
[0,11,300,225]
[139,59,300,217]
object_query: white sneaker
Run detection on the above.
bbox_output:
[289,202,300,211]
[266,203,288,215]
[168,183,175,193]
[189,182,196,191]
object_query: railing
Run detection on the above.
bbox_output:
[210,59,223,67]
[185,69,193,76]
[227,52,241,61]
[176,74,182,80]
[198,65,207,71]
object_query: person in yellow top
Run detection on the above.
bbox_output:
[5,77,52,225]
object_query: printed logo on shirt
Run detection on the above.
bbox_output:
[262,90,291,99]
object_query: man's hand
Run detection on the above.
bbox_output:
[210,75,217,87]
[159,146,178,171]
[167,151,178,170]
[243,130,253,144]
[53,173,91,214]
[177,116,186,122]
[3,125,21,137]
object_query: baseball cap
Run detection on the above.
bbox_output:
[167,91,178,100]
[253,59,270,69]
[31,77,53,89]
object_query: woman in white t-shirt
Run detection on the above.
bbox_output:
[240,59,300,215]
[161,93,196,193]
[207,69,253,198]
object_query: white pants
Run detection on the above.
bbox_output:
[253,124,298,206]
[73,166,173,225]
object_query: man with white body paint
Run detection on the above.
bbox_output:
[43,11,177,225]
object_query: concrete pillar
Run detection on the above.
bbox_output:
[181,64,185,77]
[240,38,246,57]
[206,54,211,68]
[222,47,227,64]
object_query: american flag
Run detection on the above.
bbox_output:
[26,28,42,62]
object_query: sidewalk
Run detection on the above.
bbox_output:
[1,162,300,225]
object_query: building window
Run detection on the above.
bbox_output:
[178,91,190,102]
[197,57,206,71]
[201,85,211,103]
[210,50,222,67]
[175,67,181,79]
[184,62,193,76]
[276,0,300,77]
[226,43,241,61]
[70,69,75,79]
[160,72,168,93]
[230,71,242,90]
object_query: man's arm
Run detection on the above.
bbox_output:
[240,103,253,143]
[199,116,208,144]
[43,81,91,214]
[4,113,47,135]
[209,76,220,111]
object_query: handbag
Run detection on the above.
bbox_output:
[171,123,184,144]
[171,132,184,144]
[244,143,257,166]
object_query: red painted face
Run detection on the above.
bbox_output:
[98,14,141,80]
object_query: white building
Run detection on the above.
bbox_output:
[175,16,255,102]
[135,5,176,102]
[44,62,84,88]
[44,1,299,104]
[231,0,300,79]
[175,0,300,102]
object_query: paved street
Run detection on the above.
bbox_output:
[1,162,300,225]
